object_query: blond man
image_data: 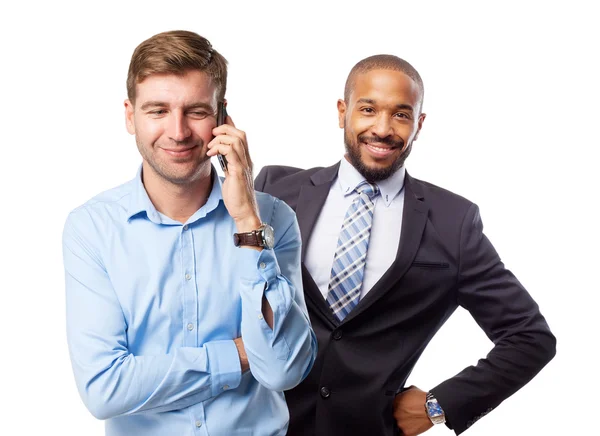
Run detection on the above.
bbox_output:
[63,30,316,436]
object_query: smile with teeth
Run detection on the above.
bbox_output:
[368,144,392,151]
[363,142,397,156]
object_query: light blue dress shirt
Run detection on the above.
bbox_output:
[63,167,317,436]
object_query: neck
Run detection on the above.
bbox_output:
[142,162,213,223]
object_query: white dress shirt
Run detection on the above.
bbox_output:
[305,157,406,301]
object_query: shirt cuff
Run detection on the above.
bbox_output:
[236,248,280,285]
[204,340,242,397]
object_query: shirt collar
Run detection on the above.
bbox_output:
[337,156,406,207]
[126,164,224,224]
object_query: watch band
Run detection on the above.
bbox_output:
[425,392,446,425]
[233,223,275,249]
[233,230,262,247]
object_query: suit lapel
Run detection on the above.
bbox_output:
[343,173,429,323]
[295,163,340,261]
[295,163,340,326]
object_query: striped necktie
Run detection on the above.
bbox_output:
[326,180,380,321]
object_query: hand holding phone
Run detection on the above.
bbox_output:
[216,102,228,172]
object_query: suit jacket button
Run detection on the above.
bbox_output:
[320,387,331,398]
[333,329,343,340]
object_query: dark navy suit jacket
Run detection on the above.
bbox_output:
[255,163,556,436]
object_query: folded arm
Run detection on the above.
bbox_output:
[236,197,317,391]
[63,210,243,420]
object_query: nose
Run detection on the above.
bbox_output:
[168,112,192,142]
[370,113,393,139]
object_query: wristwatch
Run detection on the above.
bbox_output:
[425,391,446,425]
[233,223,275,249]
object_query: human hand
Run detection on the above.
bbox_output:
[207,116,260,233]
[393,386,433,436]
[233,337,249,373]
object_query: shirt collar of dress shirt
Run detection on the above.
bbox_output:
[337,156,406,207]
[126,164,224,224]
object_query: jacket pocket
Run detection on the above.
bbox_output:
[411,260,450,269]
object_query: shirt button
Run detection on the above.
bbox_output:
[259,262,266,269]
[185,273,191,280]
[187,323,194,331]
[223,385,229,390]
[333,329,343,340]
[195,420,202,428]
[258,313,264,320]
[183,224,189,231]
[320,386,331,398]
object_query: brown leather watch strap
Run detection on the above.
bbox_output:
[233,230,261,247]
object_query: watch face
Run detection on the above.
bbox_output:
[426,400,444,418]
[425,393,445,424]
[262,225,275,249]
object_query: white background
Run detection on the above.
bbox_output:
[1,0,598,434]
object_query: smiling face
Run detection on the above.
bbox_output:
[338,69,426,182]
[125,70,218,186]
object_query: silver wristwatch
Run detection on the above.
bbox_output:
[425,391,446,425]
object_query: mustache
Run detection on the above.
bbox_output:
[162,139,204,150]
[172,139,202,147]
[358,135,404,148]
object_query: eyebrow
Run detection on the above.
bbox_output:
[139,101,214,112]
[356,98,414,112]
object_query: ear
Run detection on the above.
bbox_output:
[337,99,347,129]
[124,99,136,135]
[413,112,426,141]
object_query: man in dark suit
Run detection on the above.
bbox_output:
[254,55,556,436]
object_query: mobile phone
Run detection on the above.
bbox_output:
[216,101,228,172]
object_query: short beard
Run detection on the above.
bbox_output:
[136,137,208,186]
[344,130,412,182]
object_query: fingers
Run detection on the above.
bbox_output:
[210,118,253,172]
[207,136,251,178]
[207,138,242,171]
[212,117,243,143]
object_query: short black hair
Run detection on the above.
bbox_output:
[344,54,424,111]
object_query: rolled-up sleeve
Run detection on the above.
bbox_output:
[237,197,317,392]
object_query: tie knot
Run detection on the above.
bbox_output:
[356,181,380,199]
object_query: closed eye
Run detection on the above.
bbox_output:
[146,109,169,118]
[188,111,210,119]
